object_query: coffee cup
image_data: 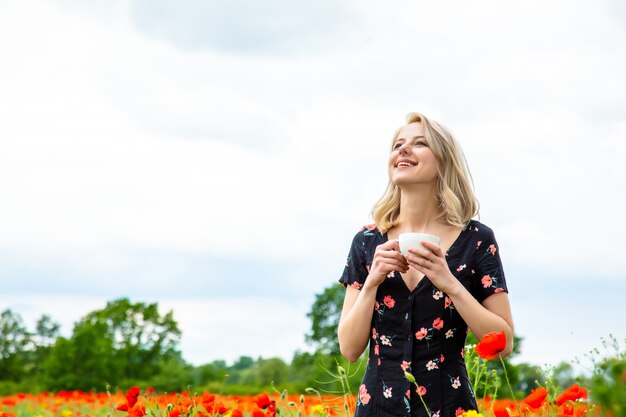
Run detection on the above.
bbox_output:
[398,233,441,255]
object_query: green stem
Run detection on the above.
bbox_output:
[498,355,522,417]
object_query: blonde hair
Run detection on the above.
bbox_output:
[372,112,479,233]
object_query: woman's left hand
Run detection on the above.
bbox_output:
[406,241,458,293]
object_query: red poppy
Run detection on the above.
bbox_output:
[522,387,548,409]
[127,401,146,417]
[475,331,506,360]
[232,410,244,417]
[556,383,587,406]
[116,386,140,411]
[254,392,272,409]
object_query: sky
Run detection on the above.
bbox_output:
[1,0,625,372]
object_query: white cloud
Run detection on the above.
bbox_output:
[0,0,625,369]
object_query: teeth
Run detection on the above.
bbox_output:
[398,162,414,167]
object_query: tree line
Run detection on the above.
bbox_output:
[1,289,580,396]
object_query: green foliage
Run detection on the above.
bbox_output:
[584,335,626,417]
[0,309,30,381]
[78,298,182,381]
[306,284,345,355]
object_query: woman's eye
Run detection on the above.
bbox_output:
[415,141,428,147]
[392,142,403,150]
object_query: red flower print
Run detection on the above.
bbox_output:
[401,360,411,371]
[489,244,497,255]
[374,344,379,355]
[444,296,452,308]
[455,408,465,416]
[377,358,381,366]
[375,301,380,310]
[416,386,427,396]
[360,224,377,231]
[522,387,549,409]
[372,328,377,340]
[440,354,445,363]
[415,328,428,340]
[556,383,587,406]
[456,264,466,272]
[475,331,506,360]
[433,318,444,330]
[383,295,396,308]
[406,389,410,399]
[495,287,504,293]
[351,282,363,289]
[359,384,371,405]
[481,275,492,288]
[476,240,482,248]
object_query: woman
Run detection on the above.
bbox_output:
[337,112,514,417]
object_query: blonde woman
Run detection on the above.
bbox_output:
[338,112,514,417]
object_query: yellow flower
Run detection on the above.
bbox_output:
[460,410,484,417]
[61,410,73,417]
[311,404,325,414]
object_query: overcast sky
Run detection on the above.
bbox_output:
[1,0,625,372]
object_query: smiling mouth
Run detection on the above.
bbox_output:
[396,161,416,167]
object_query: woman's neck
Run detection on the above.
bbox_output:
[395,186,443,233]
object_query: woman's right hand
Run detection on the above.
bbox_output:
[364,240,409,289]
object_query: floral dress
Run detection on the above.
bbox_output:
[338,220,508,417]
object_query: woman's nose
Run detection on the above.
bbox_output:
[398,142,410,154]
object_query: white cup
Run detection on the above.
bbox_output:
[398,233,441,255]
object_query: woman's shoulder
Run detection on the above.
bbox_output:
[465,219,497,240]
[351,223,385,244]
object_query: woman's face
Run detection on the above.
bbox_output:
[388,122,439,187]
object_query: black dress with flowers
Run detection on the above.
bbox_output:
[338,220,508,417]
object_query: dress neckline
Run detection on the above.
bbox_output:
[382,220,473,293]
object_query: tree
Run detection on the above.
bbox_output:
[256,357,289,386]
[44,320,119,391]
[0,309,30,380]
[78,298,182,381]
[43,298,183,390]
[306,284,345,355]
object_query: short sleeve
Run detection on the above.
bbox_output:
[338,230,369,290]
[471,227,508,302]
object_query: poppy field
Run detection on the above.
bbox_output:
[1,332,617,417]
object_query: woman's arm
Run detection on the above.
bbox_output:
[444,287,514,357]
[338,239,409,362]
[337,285,378,362]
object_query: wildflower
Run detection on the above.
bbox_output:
[556,383,587,406]
[459,411,484,417]
[116,386,140,412]
[475,331,506,360]
[404,371,416,384]
[416,386,427,396]
[433,318,444,330]
[254,392,272,409]
[522,387,549,409]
